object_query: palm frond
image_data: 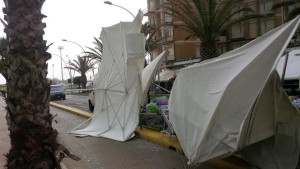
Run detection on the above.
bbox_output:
[272,0,300,10]
[286,8,300,21]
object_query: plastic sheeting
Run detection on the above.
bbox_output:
[169,16,300,168]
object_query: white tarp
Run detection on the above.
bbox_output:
[169,16,300,168]
[155,68,177,82]
[277,49,300,80]
[141,50,169,103]
[70,11,145,141]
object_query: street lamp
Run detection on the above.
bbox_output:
[52,53,74,93]
[104,1,135,18]
[62,39,87,56]
[58,46,64,82]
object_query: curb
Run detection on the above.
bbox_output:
[49,102,182,152]
[50,102,92,119]
[135,127,183,153]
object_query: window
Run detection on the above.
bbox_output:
[217,44,227,55]
[231,23,244,38]
[232,6,243,19]
[259,0,273,14]
[164,10,172,23]
[248,3,256,13]
[260,19,274,34]
[249,21,257,38]
[149,0,155,11]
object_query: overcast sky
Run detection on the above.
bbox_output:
[0,0,147,84]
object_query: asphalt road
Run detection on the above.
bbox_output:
[52,94,91,113]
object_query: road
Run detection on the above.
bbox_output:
[52,94,91,113]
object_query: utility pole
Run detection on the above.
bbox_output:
[58,46,64,82]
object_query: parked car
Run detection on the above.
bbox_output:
[50,85,66,100]
[88,83,95,111]
[86,81,93,89]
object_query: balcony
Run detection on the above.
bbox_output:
[159,36,173,45]
[216,36,227,43]
[144,6,155,16]
[156,0,171,9]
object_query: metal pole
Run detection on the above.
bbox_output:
[58,46,64,82]
[52,64,54,80]
[62,39,87,56]
[281,52,289,86]
[104,1,135,18]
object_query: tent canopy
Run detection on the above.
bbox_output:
[169,16,300,169]
[69,10,145,141]
[69,10,168,142]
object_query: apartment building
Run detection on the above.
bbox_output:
[145,0,299,68]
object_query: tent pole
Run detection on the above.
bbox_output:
[280,52,289,86]
[154,83,170,93]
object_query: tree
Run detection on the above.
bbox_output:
[0,37,9,75]
[86,37,102,63]
[72,76,81,87]
[65,55,96,89]
[167,0,260,61]
[141,22,159,61]
[272,0,300,22]
[2,1,79,168]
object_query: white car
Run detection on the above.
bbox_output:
[88,86,95,111]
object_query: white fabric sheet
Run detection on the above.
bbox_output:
[169,16,300,167]
[141,50,169,103]
[70,10,145,141]
[155,68,176,82]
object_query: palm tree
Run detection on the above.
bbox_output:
[2,1,79,168]
[141,22,160,61]
[272,0,300,22]
[167,0,260,61]
[86,37,102,63]
[65,56,96,89]
[0,37,9,77]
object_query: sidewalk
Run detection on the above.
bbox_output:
[0,98,9,167]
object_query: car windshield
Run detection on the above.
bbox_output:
[51,86,63,91]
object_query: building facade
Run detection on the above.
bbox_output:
[145,0,299,68]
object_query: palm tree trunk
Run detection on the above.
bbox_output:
[2,1,78,168]
[200,39,217,61]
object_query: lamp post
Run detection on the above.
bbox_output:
[52,64,54,81]
[104,1,135,18]
[62,39,87,56]
[51,53,73,86]
[66,55,74,92]
[58,46,64,82]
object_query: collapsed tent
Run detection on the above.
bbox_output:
[70,11,168,142]
[70,11,145,141]
[169,16,300,169]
